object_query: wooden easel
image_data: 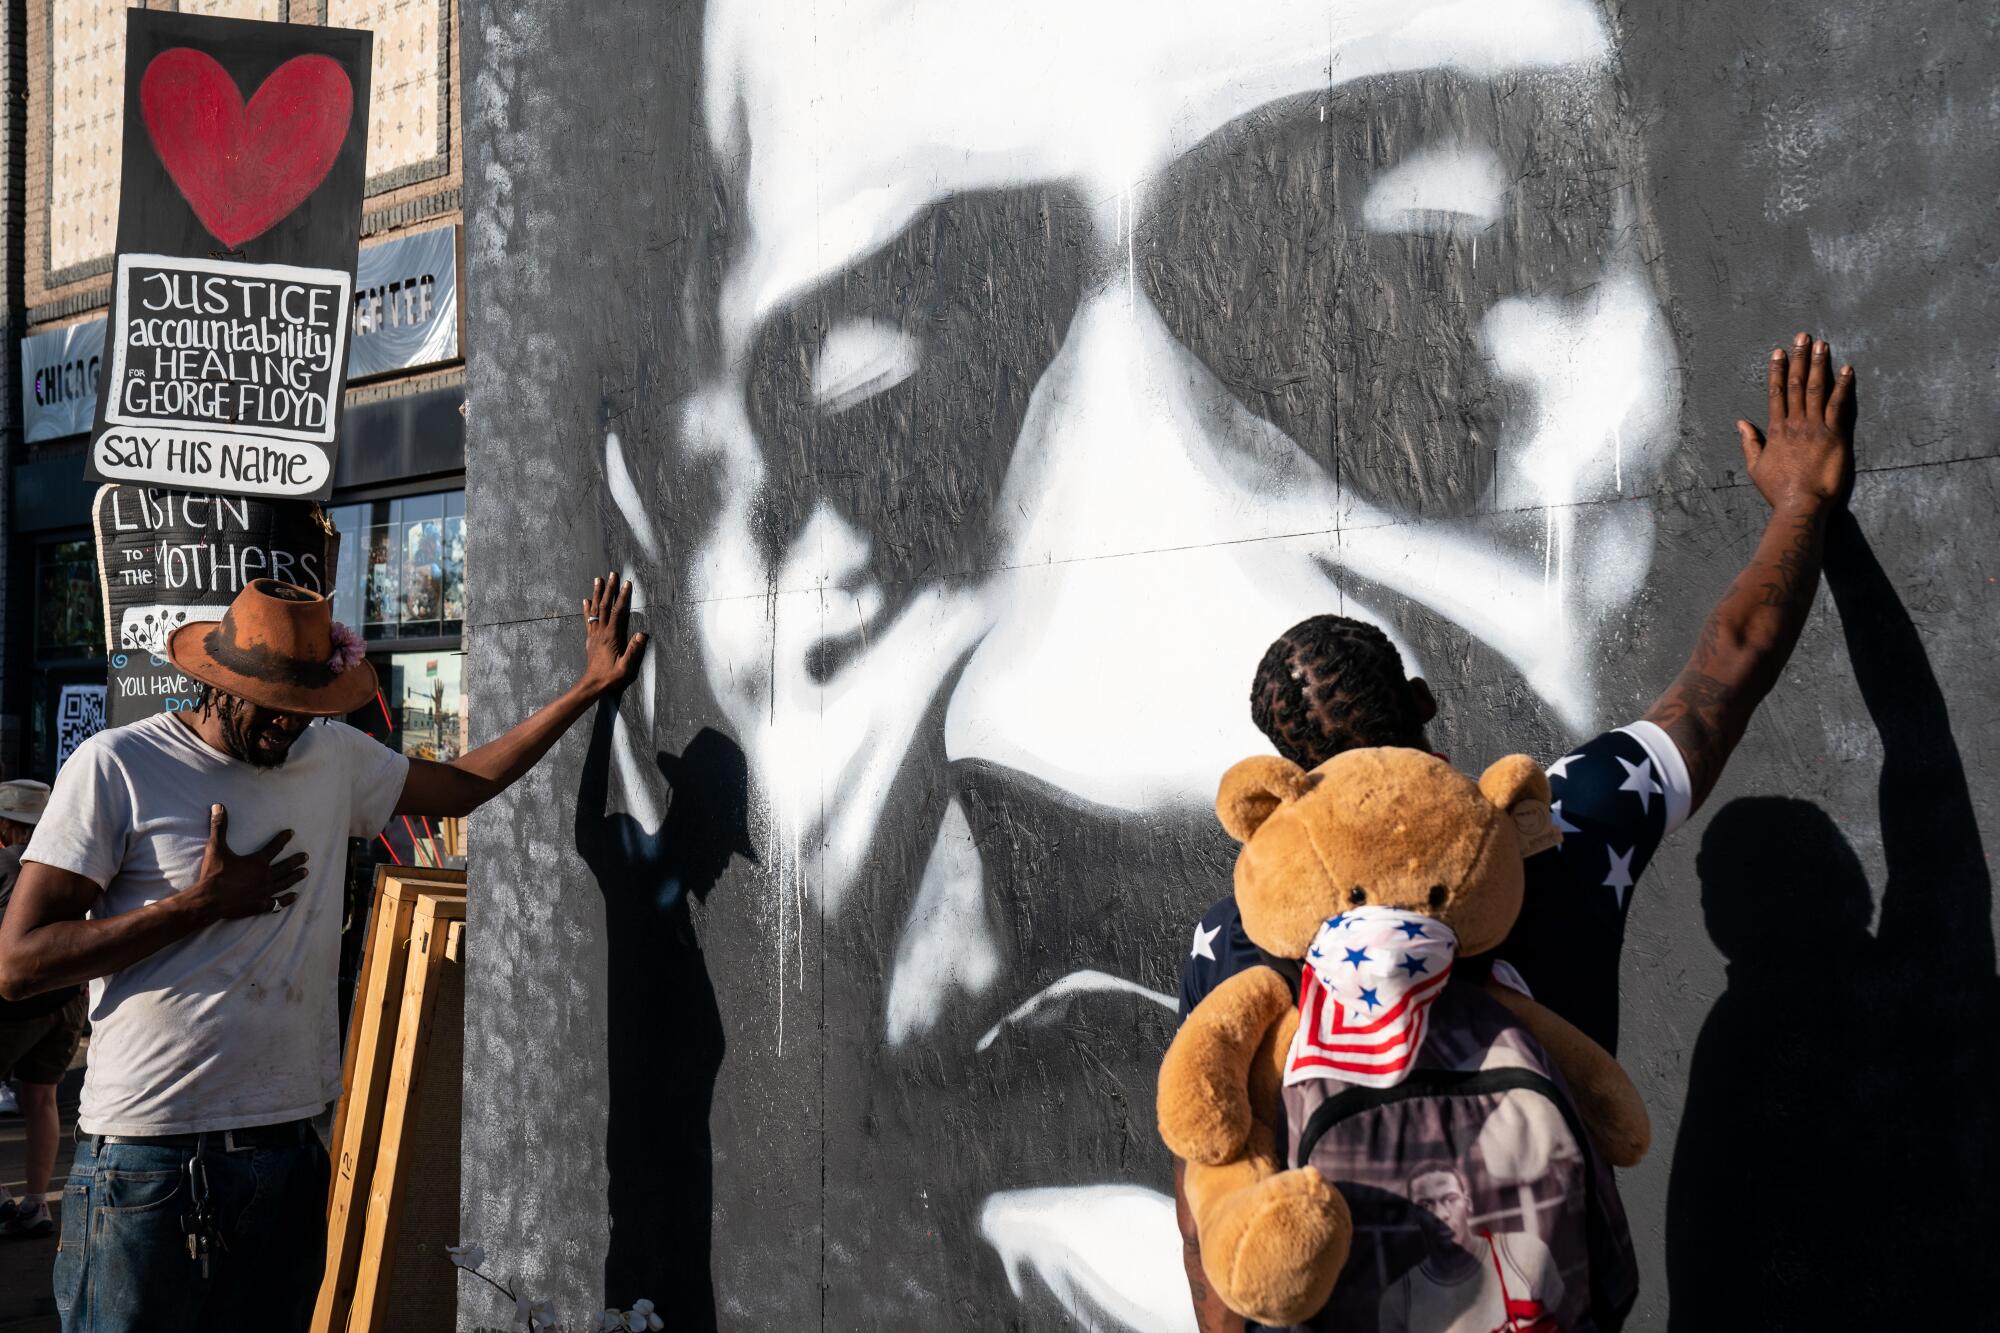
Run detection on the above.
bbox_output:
[313,869,466,1333]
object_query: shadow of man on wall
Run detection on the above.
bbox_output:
[576,696,753,1330]
[1666,512,1996,1329]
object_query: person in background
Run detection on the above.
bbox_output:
[0,778,41,1121]
[0,571,646,1332]
[0,778,78,1239]
[1174,332,1858,1331]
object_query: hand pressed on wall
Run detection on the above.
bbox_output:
[1737,332,1857,514]
[579,569,649,695]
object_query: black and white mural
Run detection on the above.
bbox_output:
[458,0,2000,1328]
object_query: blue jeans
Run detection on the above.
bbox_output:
[54,1134,329,1333]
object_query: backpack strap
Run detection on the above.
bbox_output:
[1253,946,1302,1002]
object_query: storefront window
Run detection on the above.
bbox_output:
[35,539,104,658]
[345,650,469,868]
[333,493,469,1039]
[327,489,464,640]
[29,539,107,779]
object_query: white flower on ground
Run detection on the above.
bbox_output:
[622,1299,663,1332]
[599,1311,626,1332]
[445,1242,487,1271]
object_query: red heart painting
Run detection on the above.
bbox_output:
[140,48,353,249]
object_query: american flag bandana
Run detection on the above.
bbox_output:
[1284,907,1458,1090]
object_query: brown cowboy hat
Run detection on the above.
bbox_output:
[168,579,378,717]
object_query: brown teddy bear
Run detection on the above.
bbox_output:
[1157,747,1652,1326]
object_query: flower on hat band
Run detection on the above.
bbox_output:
[329,622,366,674]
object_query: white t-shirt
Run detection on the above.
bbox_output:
[1379,1230,1567,1333]
[24,712,408,1135]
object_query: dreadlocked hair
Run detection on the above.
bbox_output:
[190,681,245,724]
[1249,615,1424,769]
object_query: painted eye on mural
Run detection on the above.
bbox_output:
[811,317,923,415]
[740,185,1089,588]
[1360,142,1508,236]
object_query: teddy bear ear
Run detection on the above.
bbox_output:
[1216,755,1312,842]
[1479,754,1562,856]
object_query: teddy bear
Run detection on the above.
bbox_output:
[1157,747,1652,1326]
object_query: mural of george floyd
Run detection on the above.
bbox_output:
[457,1,1999,1328]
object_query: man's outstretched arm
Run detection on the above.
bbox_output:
[396,571,648,817]
[1644,332,1857,813]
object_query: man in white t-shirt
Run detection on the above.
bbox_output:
[1379,1163,1565,1333]
[0,572,646,1333]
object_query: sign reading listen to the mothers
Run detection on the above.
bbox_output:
[92,483,335,728]
[84,10,372,501]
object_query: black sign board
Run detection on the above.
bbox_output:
[91,484,336,727]
[84,10,372,501]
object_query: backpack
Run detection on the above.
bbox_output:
[1274,979,1639,1333]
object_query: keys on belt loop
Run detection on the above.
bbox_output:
[178,1139,229,1278]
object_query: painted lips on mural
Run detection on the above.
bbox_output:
[139,48,353,249]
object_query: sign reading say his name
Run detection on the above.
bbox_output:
[97,255,350,495]
[83,10,372,501]
[91,483,335,728]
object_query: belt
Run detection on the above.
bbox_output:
[89,1118,316,1153]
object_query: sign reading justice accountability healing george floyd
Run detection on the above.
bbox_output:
[92,484,335,728]
[98,256,349,494]
[84,10,372,501]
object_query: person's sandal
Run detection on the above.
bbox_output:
[0,1198,52,1239]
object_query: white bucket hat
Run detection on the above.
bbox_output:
[0,779,50,826]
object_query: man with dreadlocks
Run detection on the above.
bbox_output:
[1172,332,1858,1332]
[0,570,645,1333]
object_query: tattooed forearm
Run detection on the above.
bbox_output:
[1646,669,1734,804]
[1176,1160,1246,1333]
[1646,505,1832,810]
[1755,510,1825,608]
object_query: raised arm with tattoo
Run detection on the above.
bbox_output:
[1645,332,1857,811]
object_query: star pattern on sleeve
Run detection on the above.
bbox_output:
[1615,755,1663,815]
[1546,752,1583,781]
[1190,920,1220,961]
[1603,845,1636,907]
[1551,800,1580,835]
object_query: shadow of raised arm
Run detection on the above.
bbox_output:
[571,698,752,1328]
[1823,510,1991,970]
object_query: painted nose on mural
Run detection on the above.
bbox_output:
[942,283,1356,817]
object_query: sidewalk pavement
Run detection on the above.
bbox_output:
[0,1043,87,1333]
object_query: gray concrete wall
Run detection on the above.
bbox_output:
[458,1,2000,1327]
